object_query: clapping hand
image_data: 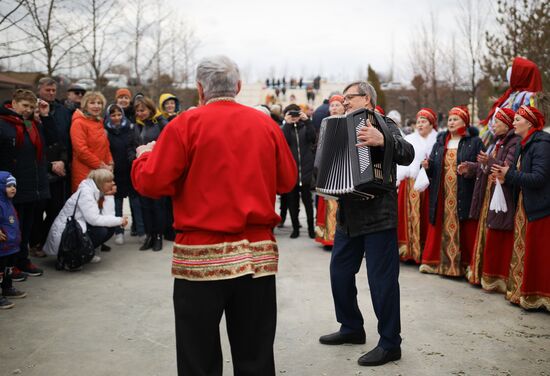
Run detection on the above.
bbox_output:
[457,162,468,175]
[477,151,488,165]
[490,163,509,184]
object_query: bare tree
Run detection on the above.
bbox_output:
[409,10,440,110]
[170,18,200,84]
[0,0,40,60]
[457,0,489,119]
[441,33,463,105]
[3,0,88,75]
[79,0,119,88]
[125,0,155,85]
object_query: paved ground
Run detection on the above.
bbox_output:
[1,216,549,376]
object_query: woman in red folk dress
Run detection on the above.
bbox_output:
[420,106,484,277]
[492,106,550,311]
[397,108,437,263]
[458,108,520,291]
[315,95,345,248]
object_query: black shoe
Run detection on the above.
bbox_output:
[0,296,14,309]
[100,244,111,252]
[357,346,401,366]
[308,228,316,239]
[290,229,299,238]
[152,234,163,251]
[19,262,43,277]
[2,287,27,299]
[139,235,153,251]
[319,331,366,345]
[277,221,285,228]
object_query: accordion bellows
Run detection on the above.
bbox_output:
[314,108,395,199]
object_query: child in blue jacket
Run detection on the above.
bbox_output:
[0,171,27,309]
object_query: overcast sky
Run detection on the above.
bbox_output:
[170,0,494,82]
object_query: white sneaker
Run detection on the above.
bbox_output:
[115,233,125,245]
[90,254,101,264]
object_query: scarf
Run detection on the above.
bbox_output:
[0,113,43,161]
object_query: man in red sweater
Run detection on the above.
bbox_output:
[132,55,297,376]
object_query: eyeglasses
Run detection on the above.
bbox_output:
[73,91,85,96]
[343,94,366,101]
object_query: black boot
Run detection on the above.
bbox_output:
[308,227,316,239]
[152,234,163,251]
[290,228,299,238]
[139,235,153,251]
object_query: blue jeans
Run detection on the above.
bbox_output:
[330,228,401,350]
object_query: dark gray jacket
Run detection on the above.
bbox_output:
[505,130,550,222]
[336,116,415,237]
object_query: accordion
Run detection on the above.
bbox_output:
[314,108,395,200]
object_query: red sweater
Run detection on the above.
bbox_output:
[132,101,297,279]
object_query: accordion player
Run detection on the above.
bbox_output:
[314,108,395,200]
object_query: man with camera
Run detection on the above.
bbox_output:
[319,81,414,367]
[281,104,317,239]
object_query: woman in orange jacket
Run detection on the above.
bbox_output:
[70,92,113,192]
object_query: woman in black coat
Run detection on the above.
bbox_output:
[492,105,550,311]
[281,104,316,238]
[105,104,144,245]
[420,106,484,277]
[134,96,168,251]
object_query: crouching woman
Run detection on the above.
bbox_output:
[43,169,127,267]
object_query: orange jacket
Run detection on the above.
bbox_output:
[70,110,112,192]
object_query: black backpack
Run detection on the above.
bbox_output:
[56,192,95,270]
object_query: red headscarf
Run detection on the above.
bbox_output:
[448,106,470,137]
[416,108,437,130]
[494,107,515,129]
[375,105,385,116]
[480,57,542,125]
[517,105,545,147]
[329,95,344,104]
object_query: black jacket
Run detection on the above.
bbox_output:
[311,101,330,133]
[41,115,69,183]
[0,104,50,204]
[336,116,415,237]
[505,130,550,222]
[426,128,485,224]
[281,119,316,187]
[135,115,168,145]
[105,119,138,198]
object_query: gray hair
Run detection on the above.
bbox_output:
[37,77,57,88]
[195,55,241,102]
[343,81,377,108]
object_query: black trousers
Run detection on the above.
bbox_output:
[86,224,115,249]
[140,196,164,235]
[30,180,67,247]
[173,275,276,376]
[330,228,401,350]
[279,194,288,223]
[13,202,36,268]
[0,254,15,291]
[287,184,314,231]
